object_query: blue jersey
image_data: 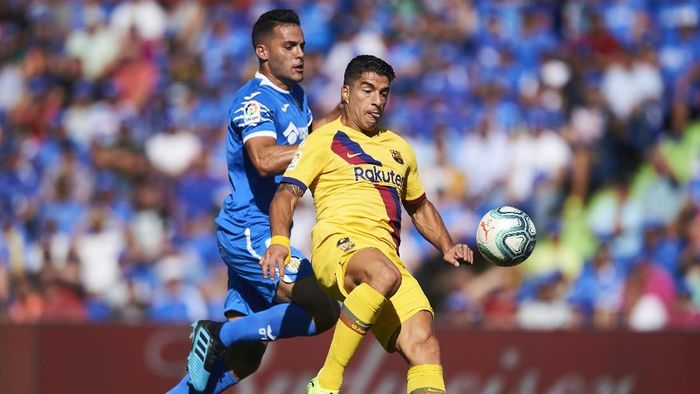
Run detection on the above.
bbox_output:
[216,72,313,232]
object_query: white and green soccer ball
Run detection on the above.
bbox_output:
[476,206,537,267]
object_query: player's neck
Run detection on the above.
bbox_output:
[258,69,292,92]
[340,115,379,137]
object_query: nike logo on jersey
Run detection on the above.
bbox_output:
[281,103,290,112]
[244,92,261,100]
[346,152,362,158]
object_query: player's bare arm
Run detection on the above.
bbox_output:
[407,199,474,267]
[259,182,304,279]
[245,137,299,177]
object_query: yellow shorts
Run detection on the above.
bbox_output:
[311,234,433,352]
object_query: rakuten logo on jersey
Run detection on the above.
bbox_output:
[283,123,308,144]
[354,165,403,187]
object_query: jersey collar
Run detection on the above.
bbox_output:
[256,72,290,94]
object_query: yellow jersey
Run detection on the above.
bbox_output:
[281,117,426,254]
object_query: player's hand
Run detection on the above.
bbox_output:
[259,244,290,280]
[443,243,474,267]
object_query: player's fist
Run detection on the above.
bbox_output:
[443,243,474,267]
[259,244,290,280]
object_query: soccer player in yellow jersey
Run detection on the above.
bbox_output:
[260,55,474,394]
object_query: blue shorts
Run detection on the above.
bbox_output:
[216,225,313,316]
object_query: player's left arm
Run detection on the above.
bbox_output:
[245,137,299,177]
[407,200,474,267]
[401,141,473,266]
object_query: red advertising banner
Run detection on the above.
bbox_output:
[0,325,698,394]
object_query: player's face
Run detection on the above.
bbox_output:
[342,72,391,133]
[257,24,305,88]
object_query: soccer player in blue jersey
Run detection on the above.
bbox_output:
[168,9,340,393]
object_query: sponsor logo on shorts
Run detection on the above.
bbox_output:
[336,237,356,253]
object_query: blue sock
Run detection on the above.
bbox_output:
[166,375,191,394]
[167,359,237,394]
[219,302,317,347]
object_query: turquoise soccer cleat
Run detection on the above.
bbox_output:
[187,320,225,392]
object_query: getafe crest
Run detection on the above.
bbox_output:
[390,149,404,164]
[282,256,302,284]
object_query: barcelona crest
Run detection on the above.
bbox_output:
[390,149,404,164]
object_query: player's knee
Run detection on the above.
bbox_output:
[366,263,401,297]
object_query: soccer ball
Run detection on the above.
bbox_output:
[476,206,537,267]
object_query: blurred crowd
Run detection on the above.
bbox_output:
[1,0,700,331]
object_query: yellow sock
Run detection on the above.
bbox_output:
[317,283,386,390]
[407,364,446,393]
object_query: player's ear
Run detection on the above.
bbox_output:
[341,85,349,105]
[255,44,269,61]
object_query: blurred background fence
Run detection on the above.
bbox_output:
[1,324,699,394]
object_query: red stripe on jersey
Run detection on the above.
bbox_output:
[375,184,402,251]
[403,193,426,209]
[331,131,383,166]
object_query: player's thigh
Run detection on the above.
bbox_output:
[343,247,402,296]
[371,272,433,353]
[275,276,340,332]
[393,310,441,365]
[309,236,399,300]
[217,226,278,308]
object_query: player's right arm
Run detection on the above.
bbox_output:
[245,138,298,177]
[234,92,299,177]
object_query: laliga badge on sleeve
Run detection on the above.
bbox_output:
[243,101,262,125]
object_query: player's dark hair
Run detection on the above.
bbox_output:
[343,55,395,85]
[251,9,300,47]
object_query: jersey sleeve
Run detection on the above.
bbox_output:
[280,132,329,192]
[402,142,427,209]
[230,91,277,143]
